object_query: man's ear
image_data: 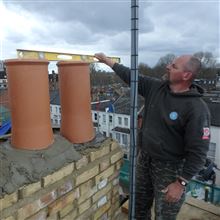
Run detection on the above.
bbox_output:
[182,71,193,81]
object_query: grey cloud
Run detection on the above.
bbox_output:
[3,1,219,66]
[6,17,100,46]
[5,1,129,33]
[6,1,153,34]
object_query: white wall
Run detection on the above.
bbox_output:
[91,110,130,137]
[0,79,7,88]
[50,104,61,125]
[210,126,220,168]
[91,110,130,156]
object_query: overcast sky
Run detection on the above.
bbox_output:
[0,0,219,69]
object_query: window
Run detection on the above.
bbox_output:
[109,133,112,138]
[122,134,128,145]
[59,107,61,114]
[109,115,113,123]
[207,143,216,161]
[103,115,106,124]
[103,131,107,137]
[116,133,120,143]
[118,117,122,125]
[124,118,128,126]
[94,113,97,120]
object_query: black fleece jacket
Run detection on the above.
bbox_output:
[113,63,211,181]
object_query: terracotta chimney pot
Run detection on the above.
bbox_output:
[5,59,54,150]
[57,61,95,143]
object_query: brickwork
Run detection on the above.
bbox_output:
[0,139,123,220]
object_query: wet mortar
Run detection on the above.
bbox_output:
[0,132,106,198]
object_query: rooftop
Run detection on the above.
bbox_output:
[50,89,145,115]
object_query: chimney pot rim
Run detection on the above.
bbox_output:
[57,61,89,66]
[4,59,49,65]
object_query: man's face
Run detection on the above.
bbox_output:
[166,56,189,84]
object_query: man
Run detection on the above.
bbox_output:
[95,53,211,220]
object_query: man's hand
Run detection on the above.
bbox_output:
[162,180,185,203]
[94,53,115,68]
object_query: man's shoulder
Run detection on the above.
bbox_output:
[188,97,210,115]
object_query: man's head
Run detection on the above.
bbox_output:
[166,55,201,85]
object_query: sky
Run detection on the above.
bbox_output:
[0,0,220,71]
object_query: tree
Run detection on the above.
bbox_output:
[153,54,176,79]
[138,63,153,76]
[193,52,218,79]
[156,54,176,67]
[193,51,216,68]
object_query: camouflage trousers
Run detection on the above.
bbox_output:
[135,150,186,220]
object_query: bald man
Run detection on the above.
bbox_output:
[95,53,210,220]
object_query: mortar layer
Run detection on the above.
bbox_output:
[0,132,106,197]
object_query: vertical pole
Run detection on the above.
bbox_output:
[129,0,139,219]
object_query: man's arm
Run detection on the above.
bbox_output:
[95,53,131,85]
[94,53,161,97]
[94,53,115,68]
[181,102,211,181]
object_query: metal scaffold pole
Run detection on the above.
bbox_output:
[129,0,139,219]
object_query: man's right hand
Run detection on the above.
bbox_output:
[94,53,115,68]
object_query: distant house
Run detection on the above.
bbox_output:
[49,90,61,127]
[48,70,59,90]
[0,61,7,89]
[194,78,216,90]
[91,93,144,157]
[204,99,220,169]
[91,99,130,156]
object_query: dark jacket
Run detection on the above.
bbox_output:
[113,63,211,180]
